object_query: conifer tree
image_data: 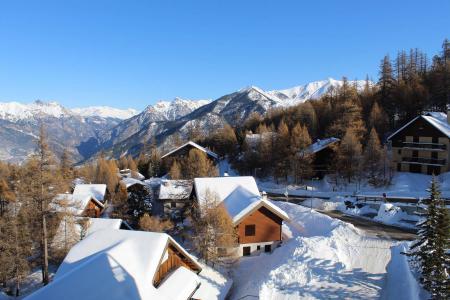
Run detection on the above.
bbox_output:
[363,128,385,186]
[182,149,218,179]
[274,120,290,182]
[290,123,313,183]
[336,127,363,184]
[0,179,14,217]
[410,177,450,298]
[147,142,161,178]
[169,160,182,180]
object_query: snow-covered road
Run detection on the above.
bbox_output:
[228,202,396,300]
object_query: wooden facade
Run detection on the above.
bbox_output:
[388,116,450,175]
[83,199,103,218]
[236,206,283,244]
[153,243,201,287]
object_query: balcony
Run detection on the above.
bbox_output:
[402,142,446,151]
[402,157,446,166]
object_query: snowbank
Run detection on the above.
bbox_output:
[229,202,395,299]
[375,203,409,225]
[194,264,233,300]
[382,243,423,300]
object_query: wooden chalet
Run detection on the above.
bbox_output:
[387,111,450,175]
[27,229,205,300]
[161,141,219,169]
[193,176,289,256]
[158,179,194,218]
[302,137,340,179]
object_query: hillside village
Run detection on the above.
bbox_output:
[0,18,449,300]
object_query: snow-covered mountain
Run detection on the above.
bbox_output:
[0,78,370,162]
[71,106,138,120]
[268,77,369,106]
[101,78,369,158]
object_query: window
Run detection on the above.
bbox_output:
[257,245,261,251]
[431,152,438,159]
[412,150,418,158]
[264,245,271,253]
[432,137,438,144]
[171,202,176,208]
[245,225,255,236]
[243,246,251,256]
[397,149,401,155]
[413,136,419,143]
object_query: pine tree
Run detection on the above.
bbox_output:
[274,120,290,182]
[368,101,389,140]
[21,125,61,285]
[410,177,450,298]
[192,190,237,265]
[290,123,313,183]
[363,128,385,186]
[169,160,182,179]
[0,179,14,217]
[182,149,218,179]
[147,142,161,178]
[336,127,363,184]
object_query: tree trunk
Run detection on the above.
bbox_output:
[42,212,49,285]
[15,277,20,297]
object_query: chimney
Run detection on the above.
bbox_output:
[261,191,268,201]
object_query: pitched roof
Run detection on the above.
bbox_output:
[387,112,450,140]
[304,137,340,154]
[73,184,107,202]
[120,177,146,189]
[53,193,104,216]
[26,229,202,300]
[158,180,193,200]
[194,176,289,224]
[161,141,219,160]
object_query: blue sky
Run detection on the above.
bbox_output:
[0,0,449,110]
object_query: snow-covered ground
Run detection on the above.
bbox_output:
[259,172,450,199]
[228,201,422,300]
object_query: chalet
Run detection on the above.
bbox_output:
[193,176,289,256]
[73,184,108,203]
[54,193,104,218]
[161,141,219,168]
[158,179,193,218]
[26,229,205,300]
[387,111,450,175]
[303,137,340,178]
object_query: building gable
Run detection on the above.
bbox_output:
[236,206,282,244]
[389,116,449,145]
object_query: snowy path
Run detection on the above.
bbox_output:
[228,202,395,300]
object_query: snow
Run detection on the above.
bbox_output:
[0,101,70,121]
[382,243,423,300]
[157,266,200,300]
[85,218,123,235]
[53,193,103,216]
[161,141,219,160]
[120,177,145,189]
[0,101,137,121]
[388,111,450,140]
[194,264,233,300]
[25,229,202,300]
[158,179,193,200]
[73,184,107,202]
[71,106,138,120]
[194,176,289,223]
[145,97,211,121]
[304,137,340,154]
[229,201,396,299]
[267,78,370,107]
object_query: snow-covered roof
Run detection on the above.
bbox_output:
[387,112,450,140]
[304,137,340,154]
[85,218,123,235]
[161,141,219,160]
[26,229,202,300]
[73,184,107,202]
[118,169,146,181]
[53,193,104,216]
[158,180,193,200]
[120,177,146,189]
[194,176,289,224]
